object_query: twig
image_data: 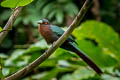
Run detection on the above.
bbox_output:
[3,0,92,80]
[0,7,23,45]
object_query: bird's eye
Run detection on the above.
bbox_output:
[44,22,48,24]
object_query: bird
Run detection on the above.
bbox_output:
[37,19,103,75]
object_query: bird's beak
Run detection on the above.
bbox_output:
[37,20,43,24]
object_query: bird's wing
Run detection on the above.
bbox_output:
[50,25,77,43]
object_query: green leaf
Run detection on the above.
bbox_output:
[41,67,74,80]
[0,27,2,32]
[64,2,78,17]
[14,17,22,26]
[40,68,59,80]
[58,60,70,67]
[56,10,64,24]
[28,72,48,80]
[102,74,120,80]
[40,59,57,67]
[42,2,55,17]
[2,68,9,76]
[48,10,57,19]
[31,40,48,49]
[0,53,8,59]
[5,49,25,66]
[0,10,11,21]
[1,38,12,48]
[23,5,42,26]
[58,0,69,3]
[9,49,25,60]
[60,67,95,80]
[52,48,86,68]
[35,0,48,10]
[52,48,77,60]
[0,58,3,78]
[0,70,3,78]
[73,20,120,60]
[76,40,117,67]
[1,0,34,8]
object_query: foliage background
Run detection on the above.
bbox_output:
[0,0,120,80]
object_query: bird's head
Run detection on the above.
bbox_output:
[37,19,50,25]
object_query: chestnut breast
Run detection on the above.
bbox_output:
[38,25,58,44]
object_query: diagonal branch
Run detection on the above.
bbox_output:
[3,0,92,80]
[0,7,23,45]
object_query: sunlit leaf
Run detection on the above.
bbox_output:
[29,72,48,80]
[0,27,2,32]
[0,53,8,58]
[9,49,25,60]
[1,0,34,8]
[2,68,9,76]
[73,20,120,60]
[32,40,48,49]
[58,60,70,67]
[4,49,25,66]
[102,74,120,80]
[60,67,95,80]
[52,48,74,60]
[40,59,57,67]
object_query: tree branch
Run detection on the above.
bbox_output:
[3,0,92,80]
[0,7,23,45]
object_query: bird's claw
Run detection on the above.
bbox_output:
[52,41,56,47]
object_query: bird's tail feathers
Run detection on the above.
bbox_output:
[69,42,103,75]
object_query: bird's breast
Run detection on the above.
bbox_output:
[38,25,58,44]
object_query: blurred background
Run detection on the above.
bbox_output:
[0,0,120,80]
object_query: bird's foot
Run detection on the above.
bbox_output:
[52,41,56,47]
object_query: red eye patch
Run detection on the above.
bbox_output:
[43,22,48,24]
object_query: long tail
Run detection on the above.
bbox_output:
[69,42,103,75]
